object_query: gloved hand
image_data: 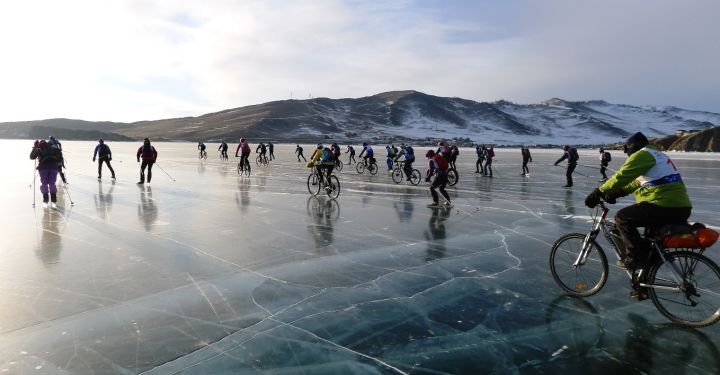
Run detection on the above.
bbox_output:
[553,162,558,166]
[584,188,604,208]
[137,159,140,162]
[108,157,112,161]
[92,158,96,162]
[604,190,626,204]
[424,177,431,183]
[529,158,532,163]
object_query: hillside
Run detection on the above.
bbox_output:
[650,126,720,152]
[1,91,718,145]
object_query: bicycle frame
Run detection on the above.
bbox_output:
[578,201,686,290]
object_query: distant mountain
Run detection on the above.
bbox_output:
[650,126,720,152]
[1,91,718,146]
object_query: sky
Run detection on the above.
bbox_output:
[1,0,719,123]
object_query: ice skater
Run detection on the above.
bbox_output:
[49,136,68,184]
[554,145,578,188]
[425,150,451,208]
[92,139,116,179]
[521,146,532,176]
[599,147,611,181]
[483,146,494,177]
[475,144,485,173]
[30,139,62,209]
[137,138,158,185]
[296,144,306,162]
[346,145,355,164]
[268,142,275,160]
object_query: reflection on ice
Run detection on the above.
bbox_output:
[1,141,719,374]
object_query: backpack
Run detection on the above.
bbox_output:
[434,154,449,171]
[321,147,335,161]
[39,146,57,162]
[604,151,611,162]
[487,148,495,158]
[142,144,153,157]
[452,146,459,156]
[570,148,579,161]
[406,146,414,155]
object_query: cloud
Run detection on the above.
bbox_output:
[0,0,718,122]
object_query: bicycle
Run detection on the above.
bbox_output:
[199,150,207,160]
[256,154,269,167]
[391,161,421,185]
[549,199,720,327]
[220,152,228,161]
[334,159,343,172]
[447,167,458,186]
[307,163,340,200]
[356,158,378,175]
[237,157,251,176]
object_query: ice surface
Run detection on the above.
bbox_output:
[2,140,720,374]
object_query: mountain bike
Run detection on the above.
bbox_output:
[256,154,269,167]
[447,168,458,186]
[549,199,720,327]
[391,161,421,185]
[237,156,251,176]
[356,157,378,175]
[199,150,207,160]
[220,152,228,161]
[334,159,343,172]
[307,163,340,200]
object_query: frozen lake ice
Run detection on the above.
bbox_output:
[2,140,720,374]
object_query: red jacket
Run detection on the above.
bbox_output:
[137,145,157,161]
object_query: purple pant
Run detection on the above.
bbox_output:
[38,169,58,194]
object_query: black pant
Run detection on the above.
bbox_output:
[476,156,484,172]
[600,162,608,179]
[615,202,692,263]
[58,164,67,183]
[430,173,450,203]
[269,149,274,160]
[565,163,576,186]
[522,158,530,174]
[297,152,306,162]
[140,160,154,183]
[98,157,115,177]
[348,153,355,164]
[403,160,413,178]
[484,158,493,176]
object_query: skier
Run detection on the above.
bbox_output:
[30,139,62,209]
[475,144,485,173]
[218,140,229,160]
[483,146,494,177]
[136,138,158,185]
[599,147,611,181]
[346,145,356,164]
[92,139,116,179]
[425,150,452,208]
[554,145,578,187]
[49,136,68,184]
[521,146,532,176]
[295,144,306,162]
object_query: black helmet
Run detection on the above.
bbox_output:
[562,145,569,151]
[425,150,435,158]
[623,132,648,156]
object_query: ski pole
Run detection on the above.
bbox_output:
[32,160,36,207]
[154,163,176,182]
[63,182,75,205]
[491,165,501,178]
[29,172,39,188]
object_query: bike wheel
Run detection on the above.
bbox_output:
[326,175,340,200]
[448,168,458,186]
[356,162,365,174]
[335,160,343,172]
[256,155,262,167]
[369,162,378,175]
[237,163,242,174]
[391,168,402,184]
[410,169,421,185]
[647,251,720,327]
[549,233,609,297]
[245,162,251,176]
[307,173,320,195]
[203,152,207,160]
[264,156,269,166]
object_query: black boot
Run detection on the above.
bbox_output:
[50,193,57,203]
[43,193,49,203]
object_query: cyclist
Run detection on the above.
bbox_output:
[218,140,228,159]
[475,144,485,173]
[346,145,356,164]
[268,142,275,160]
[436,141,451,161]
[585,132,692,271]
[296,144,306,162]
[393,144,415,181]
[198,141,206,157]
[425,150,452,208]
[256,142,267,161]
[235,138,251,169]
[449,144,459,170]
[358,142,374,166]
[306,143,335,190]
